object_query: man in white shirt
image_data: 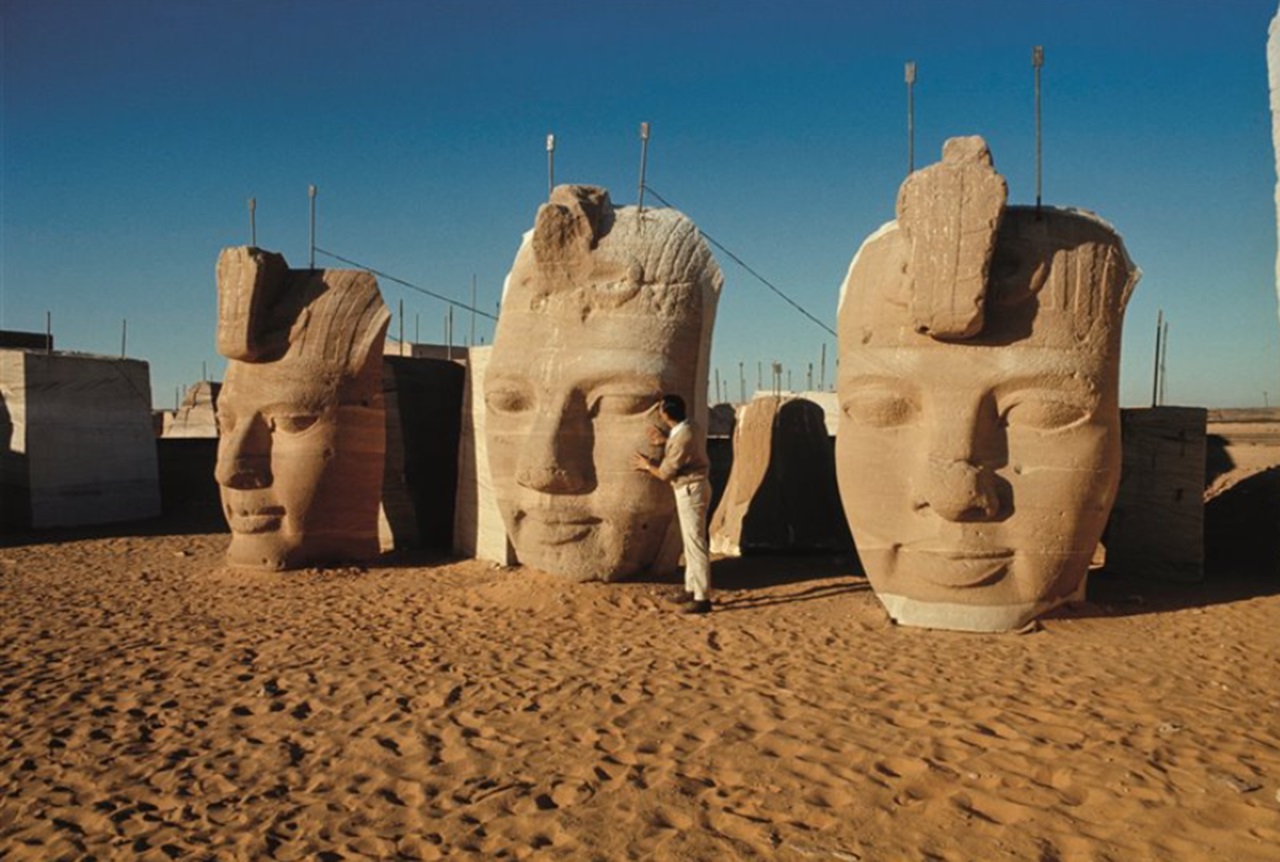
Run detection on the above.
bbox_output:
[633,395,713,613]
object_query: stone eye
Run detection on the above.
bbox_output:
[271,413,321,435]
[589,393,654,418]
[486,388,532,415]
[1001,395,1090,431]
[841,388,919,428]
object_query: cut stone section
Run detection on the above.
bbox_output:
[897,135,1007,340]
[709,395,850,555]
[1,350,160,529]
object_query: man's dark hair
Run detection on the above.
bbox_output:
[660,394,687,422]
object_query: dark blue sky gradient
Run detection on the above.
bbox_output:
[3,0,1278,407]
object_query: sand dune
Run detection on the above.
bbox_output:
[2,532,1278,860]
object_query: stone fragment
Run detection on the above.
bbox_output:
[1104,407,1206,582]
[710,396,849,555]
[485,185,723,581]
[897,135,1007,340]
[0,350,160,528]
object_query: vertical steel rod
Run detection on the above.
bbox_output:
[546,134,556,196]
[1160,321,1169,406]
[45,311,51,354]
[120,319,127,358]
[820,343,827,390]
[905,61,917,175]
[637,122,651,214]
[1033,46,1044,215]
[399,299,405,357]
[739,361,745,403]
[308,184,317,269]
[249,197,257,247]
[470,274,477,347]
[1157,307,1167,404]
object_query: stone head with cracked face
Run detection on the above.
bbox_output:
[214,247,390,570]
[485,185,722,580]
[836,137,1139,631]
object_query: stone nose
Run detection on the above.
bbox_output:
[515,402,594,495]
[215,414,272,490]
[915,457,1001,522]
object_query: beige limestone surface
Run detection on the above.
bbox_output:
[161,380,220,439]
[709,395,847,555]
[0,350,160,529]
[837,137,1139,632]
[485,185,722,581]
[214,247,390,570]
[2,526,1279,861]
[453,346,516,565]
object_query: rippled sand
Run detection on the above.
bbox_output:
[2,528,1278,860]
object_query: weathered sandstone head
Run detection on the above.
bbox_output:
[485,185,722,580]
[836,137,1139,631]
[214,246,391,570]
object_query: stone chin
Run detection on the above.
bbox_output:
[502,503,666,583]
[875,581,1089,633]
[857,543,1092,632]
[223,531,297,571]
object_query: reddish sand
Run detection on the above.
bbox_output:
[2,527,1279,861]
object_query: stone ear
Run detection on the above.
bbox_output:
[896,135,1008,341]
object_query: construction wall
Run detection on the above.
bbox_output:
[1,350,160,529]
[1104,406,1207,581]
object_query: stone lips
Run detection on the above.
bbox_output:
[485,185,722,581]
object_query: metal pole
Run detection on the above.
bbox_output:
[905,61,917,175]
[807,362,813,391]
[739,361,745,403]
[546,134,556,196]
[1160,321,1169,406]
[757,361,762,390]
[202,360,207,381]
[399,299,405,357]
[714,368,721,404]
[1033,46,1044,215]
[308,184,318,269]
[820,344,827,390]
[45,311,51,354]
[249,197,257,247]
[120,319,127,358]
[470,274,477,347]
[637,121,651,214]
[448,306,454,361]
[1157,307,1167,404]
[174,386,180,411]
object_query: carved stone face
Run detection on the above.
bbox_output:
[836,324,1120,629]
[486,304,679,579]
[836,143,1137,630]
[484,185,720,581]
[216,358,383,569]
[213,247,389,570]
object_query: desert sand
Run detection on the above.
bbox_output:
[2,523,1279,861]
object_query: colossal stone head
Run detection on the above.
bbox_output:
[214,247,391,570]
[836,137,1139,631]
[485,185,722,580]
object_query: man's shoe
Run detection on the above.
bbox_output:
[678,599,713,615]
[665,589,696,605]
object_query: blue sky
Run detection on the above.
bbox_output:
[3,0,1278,408]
